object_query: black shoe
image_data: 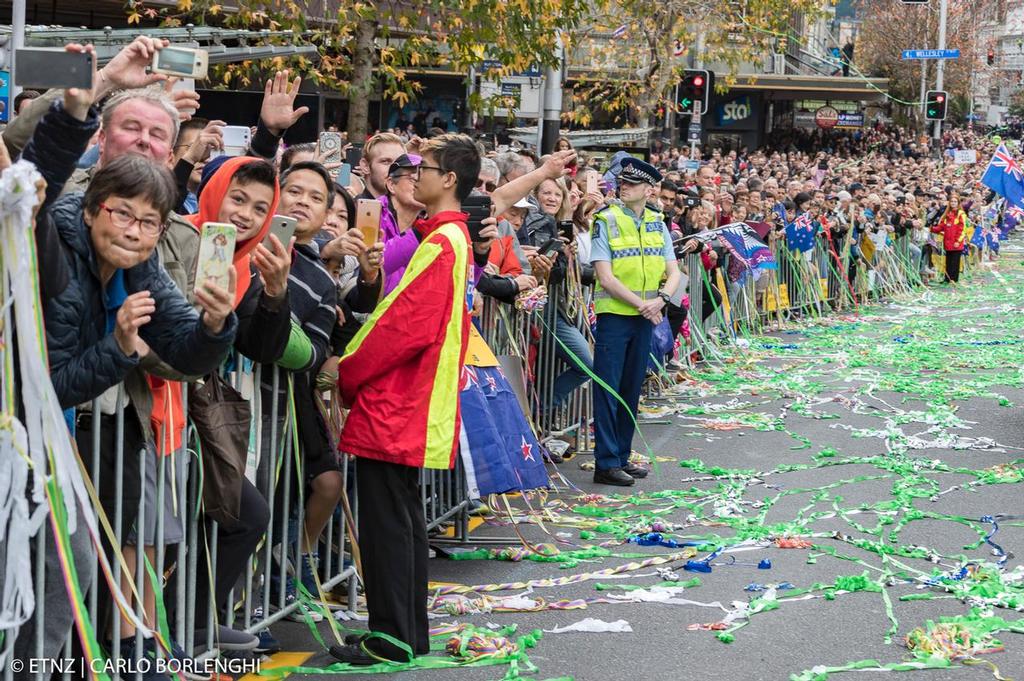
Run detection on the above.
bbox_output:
[593,467,636,486]
[544,449,564,464]
[328,643,380,666]
[343,633,367,646]
[623,463,649,479]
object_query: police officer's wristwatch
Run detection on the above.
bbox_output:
[657,291,671,305]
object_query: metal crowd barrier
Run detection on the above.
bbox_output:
[475,271,594,456]
[679,231,930,363]
[10,226,943,679]
[11,359,360,681]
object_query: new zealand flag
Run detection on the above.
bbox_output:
[458,365,550,498]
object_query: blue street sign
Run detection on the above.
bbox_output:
[901,49,960,60]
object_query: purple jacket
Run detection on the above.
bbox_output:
[380,195,483,294]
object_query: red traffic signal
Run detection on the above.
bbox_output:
[925,90,948,121]
[680,69,714,115]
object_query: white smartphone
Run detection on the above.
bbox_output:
[263,215,297,249]
[194,222,237,295]
[213,126,252,158]
[151,46,209,80]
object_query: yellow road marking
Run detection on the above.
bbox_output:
[241,651,314,680]
[440,516,485,538]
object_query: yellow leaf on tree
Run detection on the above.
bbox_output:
[177,0,192,11]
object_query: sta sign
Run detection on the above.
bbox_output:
[715,96,753,128]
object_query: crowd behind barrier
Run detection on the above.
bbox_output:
[1,34,1013,680]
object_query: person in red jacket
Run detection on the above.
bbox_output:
[931,193,968,283]
[330,134,492,665]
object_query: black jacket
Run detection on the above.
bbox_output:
[43,194,238,408]
[21,99,99,301]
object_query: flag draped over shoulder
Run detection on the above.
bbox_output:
[458,349,549,498]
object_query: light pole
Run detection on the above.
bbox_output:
[10,0,26,106]
[933,0,948,143]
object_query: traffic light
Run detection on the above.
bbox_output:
[679,69,714,115]
[988,49,996,65]
[925,90,947,121]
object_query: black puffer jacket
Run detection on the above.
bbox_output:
[43,193,238,408]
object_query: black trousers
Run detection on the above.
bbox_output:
[357,457,428,659]
[166,478,269,630]
[945,250,961,283]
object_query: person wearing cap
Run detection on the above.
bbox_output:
[374,153,427,292]
[589,157,681,486]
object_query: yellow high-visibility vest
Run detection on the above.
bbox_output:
[592,203,667,316]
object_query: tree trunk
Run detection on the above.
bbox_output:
[347,16,377,144]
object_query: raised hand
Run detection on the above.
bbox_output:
[260,70,310,135]
[164,77,201,122]
[62,44,98,121]
[541,150,577,180]
[96,37,169,99]
[183,120,225,165]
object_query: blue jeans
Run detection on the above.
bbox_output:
[550,313,593,408]
[592,313,653,471]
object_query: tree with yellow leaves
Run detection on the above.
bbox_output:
[130,0,590,142]
[565,0,824,129]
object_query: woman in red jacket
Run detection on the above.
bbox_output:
[931,194,968,283]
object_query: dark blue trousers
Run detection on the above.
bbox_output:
[593,313,653,471]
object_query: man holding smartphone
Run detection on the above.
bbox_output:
[590,157,681,486]
[331,133,483,665]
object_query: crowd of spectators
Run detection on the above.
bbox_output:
[1,35,1008,678]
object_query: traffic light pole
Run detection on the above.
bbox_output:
[540,33,564,154]
[689,28,705,160]
[933,0,948,145]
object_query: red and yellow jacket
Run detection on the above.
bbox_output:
[932,208,970,252]
[337,211,472,469]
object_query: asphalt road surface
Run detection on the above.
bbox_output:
[272,254,1024,681]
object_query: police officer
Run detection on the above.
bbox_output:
[590,157,682,486]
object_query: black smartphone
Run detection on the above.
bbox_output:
[15,48,94,89]
[895,196,906,206]
[345,143,363,169]
[684,196,700,208]
[558,219,574,242]
[539,238,563,259]
[461,194,492,243]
